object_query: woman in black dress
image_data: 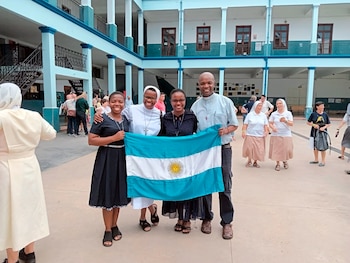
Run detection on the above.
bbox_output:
[160,89,200,234]
[88,91,130,247]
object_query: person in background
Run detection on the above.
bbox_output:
[242,101,269,168]
[75,92,90,136]
[96,98,111,115]
[62,92,78,136]
[191,72,238,240]
[307,101,331,167]
[125,95,133,108]
[88,91,130,247]
[336,103,350,160]
[268,99,294,171]
[155,92,166,115]
[260,95,274,116]
[160,89,199,234]
[0,83,56,263]
[241,95,257,122]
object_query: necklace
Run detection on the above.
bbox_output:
[114,119,124,131]
[172,111,185,136]
[108,114,124,131]
[143,108,154,135]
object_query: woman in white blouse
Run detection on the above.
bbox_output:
[268,99,294,171]
[242,101,269,168]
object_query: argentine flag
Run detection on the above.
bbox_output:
[124,125,224,201]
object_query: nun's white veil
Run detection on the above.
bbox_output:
[0,83,22,110]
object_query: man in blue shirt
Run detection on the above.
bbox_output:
[191,72,239,240]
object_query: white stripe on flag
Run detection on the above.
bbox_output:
[126,145,221,180]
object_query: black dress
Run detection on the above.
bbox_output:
[89,114,130,210]
[160,110,203,221]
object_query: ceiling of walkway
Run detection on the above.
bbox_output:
[0,2,349,80]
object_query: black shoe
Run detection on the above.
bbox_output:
[19,248,36,263]
[2,259,19,263]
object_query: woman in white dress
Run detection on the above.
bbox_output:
[268,98,294,171]
[0,83,56,263]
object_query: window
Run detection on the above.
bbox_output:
[197,26,210,51]
[317,24,333,54]
[162,28,176,56]
[62,5,71,14]
[273,24,289,49]
[235,26,251,55]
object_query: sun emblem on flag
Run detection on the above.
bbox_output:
[168,161,183,176]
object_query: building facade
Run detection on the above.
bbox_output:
[0,0,349,130]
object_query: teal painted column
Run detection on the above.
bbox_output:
[81,43,94,124]
[107,55,116,95]
[107,24,117,42]
[305,67,315,118]
[220,8,227,56]
[107,0,117,41]
[310,5,320,55]
[264,3,272,56]
[39,26,60,131]
[219,69,225,96]
[138,68,144,104]
[80,4,94,27]
[177,1,184,57]
[125,62,132,101]
[137,10,144,56]
[262,67,269,95]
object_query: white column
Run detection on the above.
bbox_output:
[81,0,91,6]
[107,0,115,24]
[220,8,227,45]
[125,0,132,37]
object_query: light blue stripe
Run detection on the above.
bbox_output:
[127,167,224,201]
[125,125,221,158]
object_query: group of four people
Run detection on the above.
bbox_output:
[88,71,238,247]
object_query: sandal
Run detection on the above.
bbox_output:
[174,221,183,232]
[139,219,151,232]
[111,226,122,241]
[150,204,159,226]
[283,161,288,169]
[102,231,113,247]
[275,164,280,171]
[245,161,252,167]
[253,162,260,168]
[182,221,191,234]
[338,156,344,160]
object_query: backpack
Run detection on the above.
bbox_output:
[314,130,331,152]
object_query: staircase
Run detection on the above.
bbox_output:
[0,43,91,96]
[0,44,42,95]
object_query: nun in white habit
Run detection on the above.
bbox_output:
[0,83,56,263]
[122,85,161,232]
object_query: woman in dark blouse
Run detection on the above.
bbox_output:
[160,89,200,234]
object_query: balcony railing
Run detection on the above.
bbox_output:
[55,45,87,71]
